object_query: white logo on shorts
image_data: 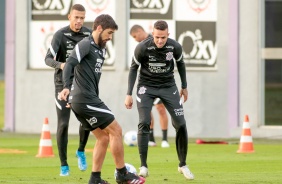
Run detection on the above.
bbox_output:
[138,86,147,95]
[86,117,98,126]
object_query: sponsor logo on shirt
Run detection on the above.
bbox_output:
[166,45,174,49]
[147,46,155,50]
[83,32,91,35]
[64,33,72,36]
[166,52,173,60]
[95,59,103,73]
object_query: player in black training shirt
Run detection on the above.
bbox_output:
[130,24,170,148]
[59,14,146,184]
[125,20,194,180]
[45,4,90,176]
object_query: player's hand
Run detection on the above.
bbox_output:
[180,88,188,103]
[59,88,70,101]
[66,103,71,108]
[60,63,65,70]
[125,95,133,109]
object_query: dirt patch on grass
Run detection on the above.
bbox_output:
[0,149,27,154]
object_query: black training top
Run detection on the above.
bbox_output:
[127,37,187,95]
[63,35,106,104]
[45,25,91,87]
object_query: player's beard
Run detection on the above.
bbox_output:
[98,30,109,48]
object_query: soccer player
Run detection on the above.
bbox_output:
[45,4,90,176]
[130,24,170,148]
[125,20,194,180]
[59,14,146,184]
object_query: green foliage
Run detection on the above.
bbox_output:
[0,134,281,184]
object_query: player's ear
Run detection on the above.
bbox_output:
[97,25,103,32]
[68,14,71,20]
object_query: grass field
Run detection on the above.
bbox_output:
[0,134,281,184]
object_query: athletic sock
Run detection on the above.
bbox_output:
[162,129,168,141]
[90,172,101,181]
[149,129,155,142]
[116,166,127,174]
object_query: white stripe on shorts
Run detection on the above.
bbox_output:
[86,105,114,115]
[136,95,141,103]
[153,98,160,105]
[55,98,62,110]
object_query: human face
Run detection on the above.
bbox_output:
[98,28,115,48]
[68,10,85,32]
[131,31,144,42]
[152,28,169,48]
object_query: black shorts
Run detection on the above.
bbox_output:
[71,103,115,131]
[136,85,186,128]
[153,98,163,105]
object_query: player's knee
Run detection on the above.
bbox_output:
[100,134,110,144]
[138,122,150,134]
[58,121,69,130]
[177,123,187,132]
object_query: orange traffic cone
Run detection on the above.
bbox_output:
[237,115,254,153]
[36,118,55,157]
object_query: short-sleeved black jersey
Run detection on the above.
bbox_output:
[63,35,106,104]
[127,37,187,95]
[45,25,91,87]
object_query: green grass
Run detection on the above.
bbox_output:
[0,134,281,184]
[0,80,4,129]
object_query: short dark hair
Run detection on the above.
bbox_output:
[154,20,168,31]
[70,4,85,12]
[92,14,118,31]
[130,24,144,34]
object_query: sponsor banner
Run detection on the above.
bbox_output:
[30,0,115,69]
[73,0,115,22]
[31,0,115,21]
[174,0,217,21]
[29,21,65,69]
[130,0,173,19]
[127,20,175,68]
[176,21,217,69]
[31,0,73,20]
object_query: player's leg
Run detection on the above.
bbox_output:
[159,85,194,180]
[76,125,90,171]
[154,99,169,147]
[71,103,145,184]
[55,90,71,176]
[103,120,145,184]
[148,112,156,146]
[71,103,111,183]
[136,86,155,177]
[88,128,110,184]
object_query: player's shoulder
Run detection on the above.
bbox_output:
[79,36,91,45]
[80,26,92,35]
[138,36,153,48]
[53,25,69,37]
[166,38,181,47]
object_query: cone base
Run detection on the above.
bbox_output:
[237,150,255,153]
[36,154,55,158]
